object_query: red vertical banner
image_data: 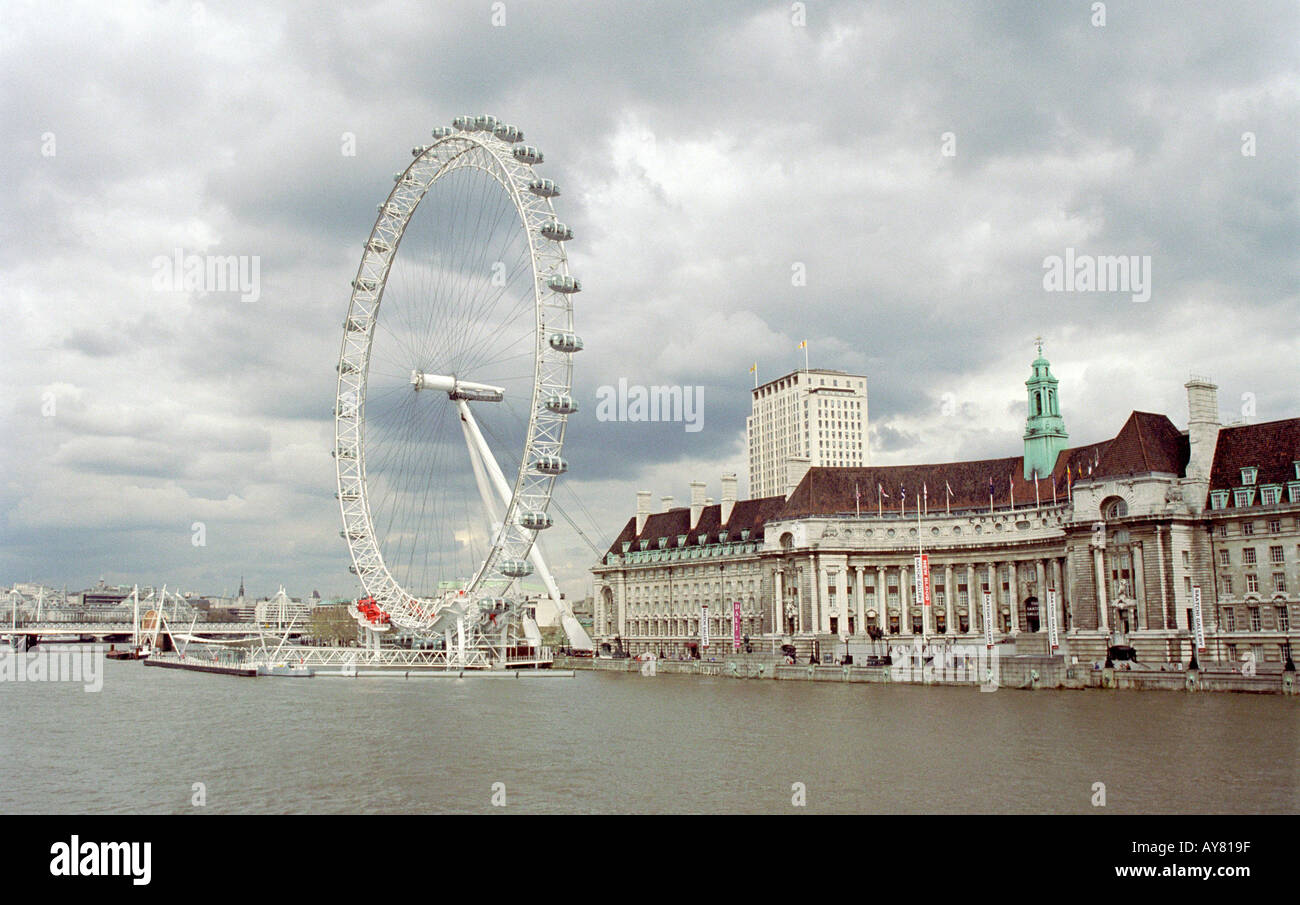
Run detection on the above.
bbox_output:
[732,600,742,651]
[915,553,932,607]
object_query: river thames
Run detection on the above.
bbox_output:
[2,653,1296,814]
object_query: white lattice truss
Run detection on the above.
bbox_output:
[334,126,575,638]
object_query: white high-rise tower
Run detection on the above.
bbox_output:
[746,368,869,498]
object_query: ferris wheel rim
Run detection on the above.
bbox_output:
[332,122,576,634]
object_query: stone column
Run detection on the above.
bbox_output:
[854,565,865,634]
[966,564,978,634]
[1132,543,1146,631]
[944,562,955,635]
[1003,561,1013,631]
[1035,560,1047,632]
[774,567,785,636]
[1093,547,1109,632]
[1155,526,1169,629]
[876,565,887,632]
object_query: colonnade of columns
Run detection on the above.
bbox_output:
[771,554,1071,638]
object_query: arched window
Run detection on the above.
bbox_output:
[1101,497,1129,519]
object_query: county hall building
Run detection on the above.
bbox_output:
[590,349,1300,668]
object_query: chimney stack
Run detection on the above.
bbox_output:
[661,495,675,512]
[720,473,738,524]
[635,490,652,534]
[689,480,707,529]
[1185,377,1220,482]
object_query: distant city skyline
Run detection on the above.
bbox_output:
[3,1,1296,602]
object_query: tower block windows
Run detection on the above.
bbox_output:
[1023,340,1069,480]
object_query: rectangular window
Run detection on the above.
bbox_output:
[1235,488,1255,507]
[1243,521,1256,535]
[1270,545,1285,564]
[1243,548,1257,565]
[1181,550,1190,568]
[1246,574,1259,594]
[1210,490,1230,510]
[1224,609,1236,632]
[1184,576,1192,597]
[1218,524,1230,538]
[1273,573,1286,593]
[1249,607,1262,631]
[1280,607,1291,632]
[1241,467,1258,485]
[1289,482,1300,503]
[1219,549,1231,567]
[1261,486,1282,505]
[1269,519,1282,534]
[1222,576,1233,595]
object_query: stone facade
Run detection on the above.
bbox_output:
[593,356,1299,669]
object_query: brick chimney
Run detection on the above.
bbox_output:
[635,490,652,534]
[689,480,707,529]
[661,495,674,512]
[784,455,811,499]
[720,473,738,524]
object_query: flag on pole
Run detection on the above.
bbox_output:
[988,476,994,512]
[1009,472,1015,508]
[854,482,861,518]
[899,485,906,515]
[945,480,953,515]
[923,482,928,516]
[1033,469,1041,508]
[878,482,888,517]
[797,339,809,371]
[749,362,757,388]
[1051,472,1058,505]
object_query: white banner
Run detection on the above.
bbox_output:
[700,603,709,649]
[1046,588,1060,651]
[1192,586,1205,652]
[982,591,994,650]
[732,600,742,652]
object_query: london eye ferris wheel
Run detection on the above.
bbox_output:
[333,116,583,643]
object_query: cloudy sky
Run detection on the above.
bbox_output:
[3,0,1296,601]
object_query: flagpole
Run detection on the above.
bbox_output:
[804,340,809,372]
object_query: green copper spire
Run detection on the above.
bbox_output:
[1023,338,1068,480]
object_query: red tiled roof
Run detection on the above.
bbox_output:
[600,410,1215,555]
[1094,411,1189,478]
[604,495,788,555]
[1208,418,1300,496]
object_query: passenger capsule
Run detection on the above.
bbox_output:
[528,178,559,197]
[540,221,572,241]
[545,393,578,415]
[366,239,391,254]
[513,145,544,165]
[546,275,581,293]
[351,279,378,292]
[431,126,454,139]
[412,145,429,157]
[346,316,369,332]
[452,115,475,130]
[493,123,523,143]
[533,455,568,475]
[547,332,584,353]
[499,559,532,578]
[520,511,553,530]
[474,115,499,132]
[337,361,358,374]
